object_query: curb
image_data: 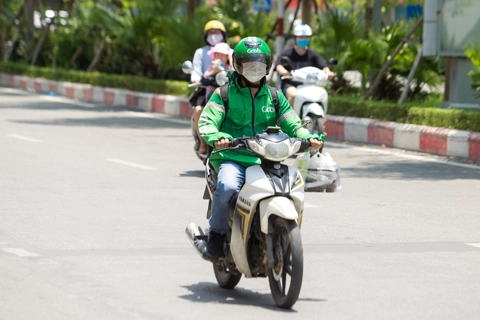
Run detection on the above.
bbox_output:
[1,73,479,162]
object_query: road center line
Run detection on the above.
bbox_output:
[3,248,41,257]
[7,134,42,143]
[106,158,157,171]
[465,243,480,249]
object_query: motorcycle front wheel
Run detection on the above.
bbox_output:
[268,217,303,309]
[213,262,242,289]
[306,113,325,135]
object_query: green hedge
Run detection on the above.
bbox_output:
[407,107,480,132]
[329,95,413,123]
[329,95,480,132]
[0,62,190,97]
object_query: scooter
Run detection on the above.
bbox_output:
[182,60,228,165]
[279,56,336,134]
[185,126,312,309]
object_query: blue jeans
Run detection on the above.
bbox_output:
[210,161,246,234]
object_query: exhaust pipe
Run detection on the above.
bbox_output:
[185,222,210,261]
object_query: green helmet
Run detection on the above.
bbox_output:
[232,37,272,76]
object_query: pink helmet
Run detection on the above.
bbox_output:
[207,42,231,59]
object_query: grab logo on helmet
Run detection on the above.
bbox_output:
[247,48,262,54]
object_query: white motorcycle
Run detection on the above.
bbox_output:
[280,57,335,134]
[185,126,312,309]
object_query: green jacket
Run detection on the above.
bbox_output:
[199,72,325,171]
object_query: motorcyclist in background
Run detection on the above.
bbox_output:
[191,20,228,155]
[198,36,324,258]
[274,23,334,106]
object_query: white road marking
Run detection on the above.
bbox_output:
[107,158,157,171]
[7,134,41,143]
[304,203,319,208]
[3,248,41,257]
[465,243,480,249]
[326,142,480,170]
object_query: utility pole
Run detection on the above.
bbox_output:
[302,0,312,26]
[275,0,285,57]
[373,0,382,34]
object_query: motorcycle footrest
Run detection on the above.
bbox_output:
[195,235,208,241]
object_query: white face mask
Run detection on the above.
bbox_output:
[242,61,267,83]
[207,34,222,46]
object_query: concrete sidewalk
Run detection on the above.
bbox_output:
[1,73,479,163]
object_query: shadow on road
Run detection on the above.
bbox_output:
[179,282,325,311]
[1,91,189,129]
[180,170,204,178]
[323,142,480,181]
[10,116,189,129]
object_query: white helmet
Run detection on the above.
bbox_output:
[293,24,313,37]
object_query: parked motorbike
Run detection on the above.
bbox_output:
[185,126,312,309]
[279,56,337,134]
[182,60,228,165]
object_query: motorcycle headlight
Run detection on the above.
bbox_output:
[246,139,266,157]
[264,140,290,161]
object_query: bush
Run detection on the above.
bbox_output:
[329,95,412,123]
[407,107,480,132]
[0,62,191,97]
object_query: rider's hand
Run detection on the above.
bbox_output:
[214,138,230,149]
[323,67,334,80]
[308,138,323,151]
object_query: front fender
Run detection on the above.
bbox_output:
[259,197,299,234]
[302,102,325,118]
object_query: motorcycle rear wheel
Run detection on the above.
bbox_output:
[268,217,303,309]
[213,262,242,289]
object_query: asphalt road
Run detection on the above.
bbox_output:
[1,87,479,319]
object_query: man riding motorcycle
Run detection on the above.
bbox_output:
[191,20,228,155]
[198,36,324,258]
[274,23,334,106]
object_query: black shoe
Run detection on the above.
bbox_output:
[206,231,225,258]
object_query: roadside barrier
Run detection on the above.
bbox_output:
[1,73,479,162]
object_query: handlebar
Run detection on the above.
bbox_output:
[211,137,312,155]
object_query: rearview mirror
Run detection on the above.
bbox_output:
[280,56,293,69]
[182,60,193,74]
[328,58,338,66]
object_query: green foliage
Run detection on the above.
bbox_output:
[465,44,480,94]
[329,95,411,123]
[407,107,480,132]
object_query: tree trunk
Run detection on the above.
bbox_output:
[68,27,96,68]
[365,0,372,36]
[398,44,423,104]
[187,0,195,19]
[0,0,5,58]
[87,36,106,72]
[3,4,26,62]
[30,21,54,65]
[363,16,424,99]
[302,0,312,25]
